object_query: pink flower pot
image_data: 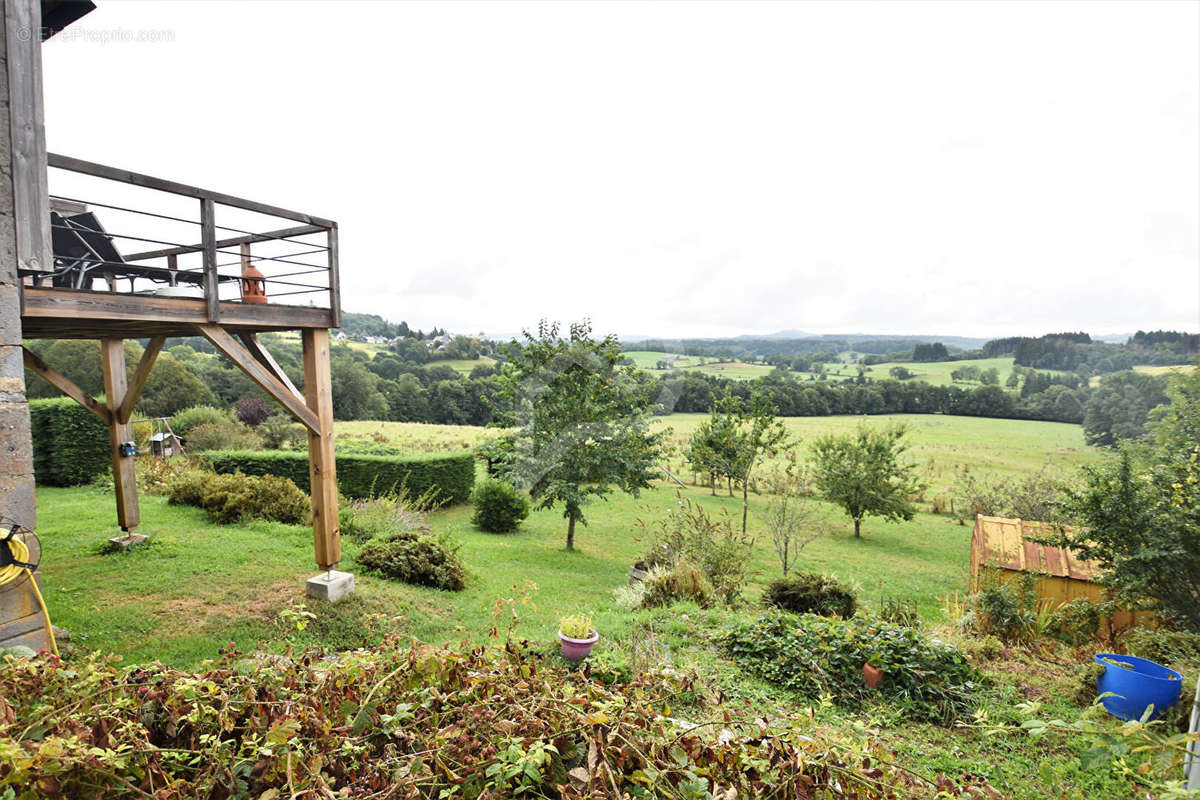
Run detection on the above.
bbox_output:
[559,629,599,662]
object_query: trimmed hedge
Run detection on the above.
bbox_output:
[29,397,110,486]
[201,449,475,502]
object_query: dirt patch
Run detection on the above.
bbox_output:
[155,578,307,625]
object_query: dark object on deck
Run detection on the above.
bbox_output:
[46,210,237,291]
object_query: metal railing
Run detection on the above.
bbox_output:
[39,153,340,327]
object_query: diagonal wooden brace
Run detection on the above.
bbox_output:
[194,324,320,434]
[21,346,111,424]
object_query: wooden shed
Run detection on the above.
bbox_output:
[970,514,1152,633]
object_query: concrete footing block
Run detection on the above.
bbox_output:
[107,533,147,551]
[306,570,355,603]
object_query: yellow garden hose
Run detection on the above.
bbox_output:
[0,532,59,657]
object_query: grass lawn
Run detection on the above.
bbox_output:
[29,414,1157,799]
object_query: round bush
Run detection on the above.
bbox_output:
[470,478,530,533]
[763,573,857,618]
[171,406,232,437]
[357,531,466,591]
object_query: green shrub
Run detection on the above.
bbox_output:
[357,531,465,591]
[723,609,983,723]
[763,573,857,618]
[166,468,214,508]
[167,468,309,525]
[185,422,264,452]
[966,573,1039,642]
[340,486,441,543]
[170,406,232,437]
[475,433,515,477]
[640,492,754,604]
[29,397,109,486]
[469,478,529,533]
[203,450,475,502]
[258,414,306,450]
[1042,598,1110,645]
[1119,627,1200,667]
[639,559,715,609]
[877,596,920,628]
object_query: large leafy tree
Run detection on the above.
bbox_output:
[810,422,925,538]
[1052,367,1200,629]
[497,321,663,550]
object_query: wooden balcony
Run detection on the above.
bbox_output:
[20,153,340,340]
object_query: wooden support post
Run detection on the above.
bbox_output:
[302,329,340,570]
[118,336,164,424]
[200,197,219,322]
[101,339,139,531]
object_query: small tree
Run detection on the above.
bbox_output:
[810,422,926,538]
[731,392,789,536]
[764,489,822,575]
[497,320,663,550]
[686,393,743,496]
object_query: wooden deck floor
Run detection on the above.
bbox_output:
[20,287,335,339]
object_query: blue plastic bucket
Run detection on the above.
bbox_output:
[1094,653,1183,721]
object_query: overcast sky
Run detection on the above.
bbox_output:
[41,1,1199,340]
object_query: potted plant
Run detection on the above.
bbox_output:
[558,612,599,662]
[628,560,649,585]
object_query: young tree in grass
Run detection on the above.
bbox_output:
[731,392,789,536]
[497,320,663,550]
[686,393,743,496]
[810,422,926,538]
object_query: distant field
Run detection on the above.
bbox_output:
[865,356,1022,387]
[625,350,1022,386]
[655,412,1098,501]
[439,356,496,375]
[334,412,1098,505]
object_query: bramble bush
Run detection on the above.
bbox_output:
[357,530,466,591]
[0,645,1010,798]
[763,573,858,618]
[724,609,983,723]
[470,478,530,533]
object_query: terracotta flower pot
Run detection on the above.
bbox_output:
[559,629,600,663]
[862,662,883,689]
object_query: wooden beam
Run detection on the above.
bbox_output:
[122,224,326,262]
[117,336,165,424]
[303,328,340,571]
[101,339,139,532]
[21,347,111,424]
[238,332,302,400]
[195,324,320,433]
[5,0,52,276]
[47,153,336,228]
[21,287,337,331]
